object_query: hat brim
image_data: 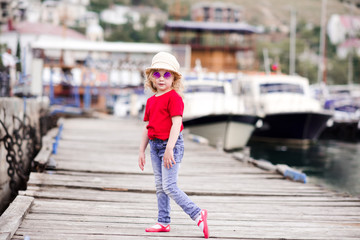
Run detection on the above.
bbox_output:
[145,64,182,77]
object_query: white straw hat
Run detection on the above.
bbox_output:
[145,52,182,77]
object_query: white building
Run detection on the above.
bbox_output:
[100,5,167,30]
[328,14,360,58]
[191,1,243,23]
[0,0,28,25]
[38,0,103,41]
[26,0,42,23]
[40,0,89,27]
[328,14,360,44]
[0,21,87,95]
[86,23,104,41]
[40,0,61,25]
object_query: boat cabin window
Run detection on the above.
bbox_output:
[185,85,225,93]
[239,83,252,95]
[260,83,304,94]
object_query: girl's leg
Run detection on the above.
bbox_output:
[149,136,208,238]
[162,163,201,220]
[149,140,171,225]
[161,134,201,220]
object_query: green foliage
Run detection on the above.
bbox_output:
[15,37,22,73]
[297,60,318,84]
[131,0,167,11]
[88,0,168,42]
[0,44,7,71]
[354,56,360,83]
[0,54,4,71]
[88,0,167,13]
[256,21,360,85]
[88,0,113,13]
[105,17,163,43]
[326,58,349,84]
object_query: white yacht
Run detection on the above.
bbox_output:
[311,84,360,141]
[183,75,260,151]
[233,73,332,145]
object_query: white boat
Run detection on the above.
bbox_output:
[233,73,333,145]
[311,84,360,142]
[183,76,260,151]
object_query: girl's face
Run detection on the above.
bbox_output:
[152,69,174,94]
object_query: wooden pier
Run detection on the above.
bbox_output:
[1,117,360,239]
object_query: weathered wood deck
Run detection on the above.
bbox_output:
[1,117,360,240]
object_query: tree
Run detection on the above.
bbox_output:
[0,44,7,71]
[105,15,164,43]
[15,36,22,73]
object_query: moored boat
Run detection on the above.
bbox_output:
[183,76,260,151]
[311,84,360,142]
[234,73,333,145]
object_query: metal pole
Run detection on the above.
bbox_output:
[263,48,270,75]
[347,0,354,86]
[317,0,327,84]
[289,9,296,75]
[49,68,54,105]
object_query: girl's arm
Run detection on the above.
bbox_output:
[163,116,182,169]
[138,123,149,171]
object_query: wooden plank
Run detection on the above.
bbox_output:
[45,128,59,139]
[0,233,10,240]
[25,172,332,197]
[20,186,360,206]
[26,198,360,218]
[7,117,360,240]
[0,196,33,240]
[13,224,360,239]
[34,136,53,168]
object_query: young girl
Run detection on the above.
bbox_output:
[138,52,209,238]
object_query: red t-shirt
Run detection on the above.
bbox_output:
[144,90,184,140]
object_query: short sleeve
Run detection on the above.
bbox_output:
[143,99,150,121]
[168,92,184,117]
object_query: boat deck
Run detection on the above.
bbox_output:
[1,117,360,240]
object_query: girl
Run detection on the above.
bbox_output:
[138,52,209,238]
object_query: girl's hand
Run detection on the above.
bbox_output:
[163,148,176,169]
[138,152,146,171]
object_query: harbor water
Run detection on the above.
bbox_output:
[247,140,360,197]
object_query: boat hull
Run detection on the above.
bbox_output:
[320,121,360,142]
[251,112,332,144]
[183,114,259,151]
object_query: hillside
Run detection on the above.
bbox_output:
[180,0,360,28]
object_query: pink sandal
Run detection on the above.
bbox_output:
[198,209,209,238]
[145,223,170,232]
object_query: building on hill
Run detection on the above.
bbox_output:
[100,5,167,30]
[40,0,90,27]
[191,1,242,23]
[328,14,360,59]
[163,2,260,73]
[0,0,27,26]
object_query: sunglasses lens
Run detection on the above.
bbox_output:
[164,72,172,79]
[153,72,161,78]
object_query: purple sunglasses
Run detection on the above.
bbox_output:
[153,71,172,79]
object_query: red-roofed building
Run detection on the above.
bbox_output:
[328,14,360,59]
[328,14,360,45]
[1,21,87,40]
[0,20,86,77]
[0,21,87,96]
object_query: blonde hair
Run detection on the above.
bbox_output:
[145,69,184,97]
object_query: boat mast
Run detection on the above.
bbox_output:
[317,0,327,84]
[289,9,296,75]
[347,0,355,86]
[263,48,270,75]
